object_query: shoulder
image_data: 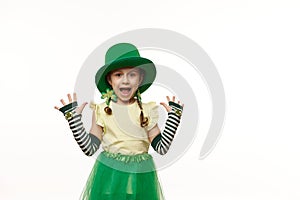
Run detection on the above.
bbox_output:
[142,101,158,110]
[90,101,107,112]
[141,101,159,117]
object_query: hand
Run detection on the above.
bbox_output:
[160,96,184,113]
[54,93,88,114]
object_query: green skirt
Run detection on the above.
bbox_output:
[80,151,165,200]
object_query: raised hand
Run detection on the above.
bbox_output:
[160,96,184,113]
[151,96,184,155]
[54,93,101,156]
[54,93,87,114]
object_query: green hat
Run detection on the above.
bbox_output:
[95,43,156,94]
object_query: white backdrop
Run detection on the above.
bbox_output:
[1,0,300,199]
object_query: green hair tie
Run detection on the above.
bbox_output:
[101,88,117,105]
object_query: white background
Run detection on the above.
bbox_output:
[1,0,300,199]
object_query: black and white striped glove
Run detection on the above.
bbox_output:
[59,102,100,156]
[151,102,183,155]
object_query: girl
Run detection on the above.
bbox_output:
[55,43,183,200]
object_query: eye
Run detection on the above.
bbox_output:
[129,72,137,77]
[114,73,122,77]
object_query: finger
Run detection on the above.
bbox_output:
[160,102,168,109]
[67,93,72,102]
[160,102,171,112]
[73,93,77,101]
[166,96,170,102]
[60,99,66,105]
[178,101,180,104]
[54,106,60,110]
[81,103,88,111]
[172,96,175,102]
[182,103,184,108]
[76,102,88,114]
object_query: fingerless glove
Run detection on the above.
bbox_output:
[151,102,183,155]
[59,102,101,156]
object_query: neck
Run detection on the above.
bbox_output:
[116,98,136,105]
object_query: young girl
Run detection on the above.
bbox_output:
[55,43,183,200]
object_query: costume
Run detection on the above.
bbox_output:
[80,101,165,200]
[59,43,183,200]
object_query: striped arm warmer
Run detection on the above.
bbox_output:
[59,102,101,156]
[151,102,183,155]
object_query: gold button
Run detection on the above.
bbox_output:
[65,112,73,120]
[175,110,182,116]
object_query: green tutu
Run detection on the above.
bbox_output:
[80,151,165,200]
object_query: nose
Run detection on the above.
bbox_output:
[122,74,129,84]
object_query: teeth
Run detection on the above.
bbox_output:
[120,88,131,91]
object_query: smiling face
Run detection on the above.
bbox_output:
[107,67,144,105]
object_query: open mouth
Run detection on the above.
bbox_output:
[119,88,132,96]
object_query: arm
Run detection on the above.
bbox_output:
[55,93,103,156]
[90,111,103,141]
[148,96,183,155]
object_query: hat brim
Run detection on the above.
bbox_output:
[95,57,156,94]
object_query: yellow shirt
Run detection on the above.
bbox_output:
[90,101,159,155]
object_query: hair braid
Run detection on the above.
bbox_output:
[104,97,112,115]
[136,94,149,127]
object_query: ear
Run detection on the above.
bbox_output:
[139,71,144,85]
[106,74,112,86]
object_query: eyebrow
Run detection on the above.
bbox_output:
[128,68,139,73]
[112,69,139,73]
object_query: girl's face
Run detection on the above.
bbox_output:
[107,67,143,105]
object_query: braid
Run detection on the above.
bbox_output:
[136,95,149,127]
[104,97,112,115]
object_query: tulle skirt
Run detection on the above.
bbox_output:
[80,151,165,200]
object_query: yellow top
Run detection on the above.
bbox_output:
[90,101,159,155]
